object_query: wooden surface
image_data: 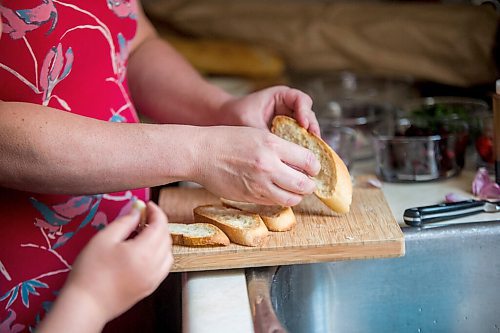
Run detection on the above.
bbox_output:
[159,181,404,272]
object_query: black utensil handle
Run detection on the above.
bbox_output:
[403,200,486,226]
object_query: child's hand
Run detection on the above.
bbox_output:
[65,201,173,321]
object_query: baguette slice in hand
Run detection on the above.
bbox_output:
[271,115,353,214]
[169,223,230,247]
[132,199,147,230]
[193,205,269,247]
[220,198,296,232]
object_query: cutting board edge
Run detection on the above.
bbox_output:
[172,234,405,255]
[171,238,405,273]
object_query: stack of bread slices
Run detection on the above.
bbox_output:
[169,116,353,247]
[169,199,296,247]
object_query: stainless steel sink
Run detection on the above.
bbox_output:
[247,222,500,333]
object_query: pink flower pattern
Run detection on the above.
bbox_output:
[40,43,73,107]
[0,1,57,40]
[0,310,25,333]
[107,0,137,19]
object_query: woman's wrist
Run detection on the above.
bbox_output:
[147,124,207,184]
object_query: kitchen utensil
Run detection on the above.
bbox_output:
[403,199,500,227]
[159,180,404,272]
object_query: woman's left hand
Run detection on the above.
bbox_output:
[221,85,321,136]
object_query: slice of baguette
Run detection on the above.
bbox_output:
[220,198,296,232]
[193,205,269,247]
[169,222,230,247]
[132,199,147,230]
[271,115,353,214]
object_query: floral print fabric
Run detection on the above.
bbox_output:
[0,1,147,331]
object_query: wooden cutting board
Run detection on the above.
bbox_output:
[159,179,404,272]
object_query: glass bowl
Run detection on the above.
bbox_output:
[373,116,469,182]
[320,126,357,170]
[317,102,388,161]
[291,72,418,161]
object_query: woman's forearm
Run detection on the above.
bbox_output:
[127,36,235,126]
[0,101,199,194]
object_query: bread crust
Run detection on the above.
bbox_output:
[271,115,353,213]
[193,205,269,247]
[220,198,296,231]
[169,222,230,247]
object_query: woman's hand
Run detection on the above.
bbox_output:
[192,126,321,206]
[64,201,173,321]
[220,85,321,136]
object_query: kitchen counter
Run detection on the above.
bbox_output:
[180,162,500,333]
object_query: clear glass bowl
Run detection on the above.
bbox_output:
[291,72,418,161]
[320,126,357,170]
[373,117,469,182]
[317,101,387,161]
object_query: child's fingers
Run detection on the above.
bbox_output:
[133,202,170,245]
[100,204,142,242]
[145,223,174,282]
[147,201,169,225]
[152,248,174,285]
[130,202,173,279]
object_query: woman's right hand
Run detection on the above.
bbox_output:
[192,126,321,206]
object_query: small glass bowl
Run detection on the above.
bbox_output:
[320,125,357,170]
[318,102,387,161]
[373,117,469,182]
[292,72,418,161]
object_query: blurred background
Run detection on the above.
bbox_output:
[141,0,499,181]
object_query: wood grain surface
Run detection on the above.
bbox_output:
[159,181,404,272]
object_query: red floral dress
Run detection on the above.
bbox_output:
[0,1,147,331]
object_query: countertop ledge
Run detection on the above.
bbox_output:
[182,269,254,333]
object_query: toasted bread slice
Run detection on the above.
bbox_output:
[132,199,147,229]
[169,222,230,247]
[271,115,352,213]
[220,198,296,232]
[193,205,269,247]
